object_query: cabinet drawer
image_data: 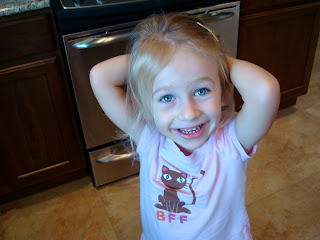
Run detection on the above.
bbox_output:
[0,11,57,65]
[241,0,311,12]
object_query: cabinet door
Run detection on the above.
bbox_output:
[0,57,86,197]
[237,3,320,108]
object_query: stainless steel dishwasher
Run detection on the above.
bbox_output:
[184,2,240,58]
[61,1,240,187]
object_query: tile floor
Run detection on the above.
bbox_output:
[1,36,320,240]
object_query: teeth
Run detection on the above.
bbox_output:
[179,125,202,134]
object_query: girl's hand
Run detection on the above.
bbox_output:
[227,57,280,152]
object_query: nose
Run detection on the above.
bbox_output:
[178,98,201,121]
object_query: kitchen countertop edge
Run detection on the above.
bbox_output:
[0,0,50,17]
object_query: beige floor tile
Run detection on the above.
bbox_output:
[247,181,320,240]
[259,110,320,180]
[97,175,141,240]
[296,82,320,112]
[304,171,320,194]
[1,176,93,214]
[305,102,320,120]
[1,180,117,240]
[0,219,3,240]
[246,145,301,205]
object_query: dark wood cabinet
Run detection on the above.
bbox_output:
[0,9,87,203]
[237,1,320,109]
[240,0,304,13]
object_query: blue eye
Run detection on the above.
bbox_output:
[160,95,174,102]
[195,88,209,96]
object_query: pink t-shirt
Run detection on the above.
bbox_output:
[137,117,256,240]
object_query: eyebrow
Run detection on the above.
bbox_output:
[153,77,220,91]
[152,87,172,97]
[196,77,218,85]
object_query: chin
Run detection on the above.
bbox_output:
[178,137,209,152]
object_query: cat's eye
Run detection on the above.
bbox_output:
[163,174,172,180]
[177,177,186,183]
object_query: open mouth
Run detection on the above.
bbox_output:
[178,124,203,135]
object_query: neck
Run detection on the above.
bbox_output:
[176,143,193,156]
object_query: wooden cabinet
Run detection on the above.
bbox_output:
[240,0,304,13]
[0,9,87,203]
[237,1,320,109]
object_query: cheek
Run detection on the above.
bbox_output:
[205,98,222,119]
[152,104,163,122]
[153,106,173,130]
[205,96,221,109]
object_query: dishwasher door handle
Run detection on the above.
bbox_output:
[96,152,138,163]
[197,11,234,22]
[72,30,132,49]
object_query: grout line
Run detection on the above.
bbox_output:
[302,171,320,196]
[247,177,306,207]
[93,186,119,240]
[247,171,320,207]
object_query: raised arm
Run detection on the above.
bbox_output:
[228,57,280,152]
[90,54,130,135]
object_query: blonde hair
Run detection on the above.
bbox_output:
[126,13,234,142]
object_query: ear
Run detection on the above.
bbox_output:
[221,91,227,110]
[221,84,234,111]
[162,165,169,173]
[181,173,187,178]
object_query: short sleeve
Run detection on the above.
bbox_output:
[216,117,257,161]
[137,125,148,154]
[137,124,160,154]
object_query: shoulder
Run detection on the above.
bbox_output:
[214,114,256,160]
[136,123,161,153]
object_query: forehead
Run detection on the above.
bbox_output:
[152,47,220,91]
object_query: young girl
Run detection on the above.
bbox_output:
[90,13,280,240]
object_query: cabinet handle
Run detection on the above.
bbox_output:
[96,152,138,163]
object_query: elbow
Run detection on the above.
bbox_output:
[89,64,102,89]
[260,76,281,111]
[268,76,280,103]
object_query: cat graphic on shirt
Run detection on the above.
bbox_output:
[155,165,198,214]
